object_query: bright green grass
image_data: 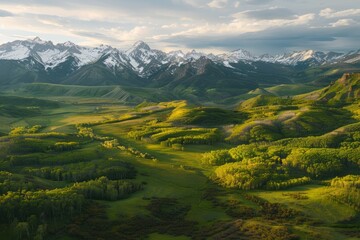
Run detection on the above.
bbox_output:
[101,147,223,222]
[255,184,357,224]
[94,119,231,224]
[265,84,320,96]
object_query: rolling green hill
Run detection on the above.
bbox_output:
[239,95,293,109]
[318,73,360,105]
[168,104,247,125]
[6,83,144,103]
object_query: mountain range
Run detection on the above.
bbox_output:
[0,37,360,102]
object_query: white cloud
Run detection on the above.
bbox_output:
[0,16,71,37]
[161,24,178,29]
[330,18,356,27]
[0,3,130,22]
[37,19,63,28]
[208,0,228,8]
[181,0,208,8]
[108,26,150,42]
[159,13,315,39]
[320,8,360,18]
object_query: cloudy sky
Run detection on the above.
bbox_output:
[0,0,359,54]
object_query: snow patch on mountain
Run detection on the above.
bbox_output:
[0,44,30,60]
[219,49,255,63]
[345,55,360,64]
[223,61,234,69]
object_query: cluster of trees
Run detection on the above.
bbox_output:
[204,136,360,189]
[330,175,360,189]
[0,125,148,239]
[205,145,289,190]
[24,161,136,182]
[164,131,221,145]
[278,133,347,148]
[76,125,95,139]
[128,127,161,141]
[151,128,220,143]
[266,177,311,190]
[214,159,278,190]
[128,124,222,146]
[12,217,47,240]
[249,125,283,142]
[0,177,142,237]
[101,139,119,149]
[201,150,232,165]
[125,146,157,161]
[0,188,84,224]
[51,141,80,152]
[331,188,360,210]
[9,125,42,135]
[283,148,343,178]
[76,125,113,141]
[330,175,360,210]
[108,141,158,161]
[1,134,84,159]
[4,137,51,155]
[9,147,102,166]
[0,171,37,194]
[72,177,142,201]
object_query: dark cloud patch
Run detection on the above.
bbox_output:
[0,9,13,17]
[163,24,360,54]
[239,7,295,20]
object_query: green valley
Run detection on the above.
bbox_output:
[0,73,359,239]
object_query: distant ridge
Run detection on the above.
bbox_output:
[0,37,359,73]
[0,37,360,103]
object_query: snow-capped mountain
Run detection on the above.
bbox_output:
[0,37,359,79]
[259,50,345,66]
[125,41,167,77]
[219,49,255,62]
[1,37,360,102]
[0,37,116,70]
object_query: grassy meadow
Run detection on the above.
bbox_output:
[0,74,359,239]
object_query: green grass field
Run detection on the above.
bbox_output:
[0,85,359,240]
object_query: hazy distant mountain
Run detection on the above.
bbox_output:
[1,37,358,74]
[0,37,359,101]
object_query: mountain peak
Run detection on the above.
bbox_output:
[232,49,253,57]
[221,48,255,62]
[63,41,77,47]
[31,37,46,43]
[132,41,151,50]
[232,48,250,53]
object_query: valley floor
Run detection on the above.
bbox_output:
[0,93,359,240]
